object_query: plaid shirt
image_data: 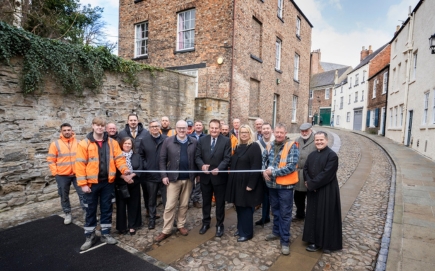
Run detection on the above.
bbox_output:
[262,139,299,189]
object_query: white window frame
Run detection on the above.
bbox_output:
[292,95,298,122]
[178,69,199,97]
[348,94,351,104]
[372,79,377,98]
[135,22,148,57]
[177,9,196,51]
[346,112,350,122]
[370,109,376,127]
[394,106,398,127]
[361,90,364,101]
[355,74,359,86]
[382,72,388,94]
[412,51,417,80]
[354,91,358,102]
[325,88,330,99]
[423,92,429,124]
[339,96,343,109]
[277,0,283,19]
[294,53,300,81]
[362,71,366,82]
[296,17,301,37]
[275,38,281,70]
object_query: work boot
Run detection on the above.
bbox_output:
[281,245,290,255]
[64,213,72,225]
[265,233,280,241]
[80,233,97,251]
[100,234,118,245]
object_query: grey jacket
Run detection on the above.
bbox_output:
[295,133,317,191]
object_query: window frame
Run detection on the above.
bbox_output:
[134,21,149,58]
[423,92,429,124]
[296,16,301,38]
[346,112,350,122]
[339,96,343,109]
[354,91,358,103]
[372,79,377,99]
[176,9,196,51]
[294,53,300,81]
[275,38,282,70]
[277,0,283,19]
[412,51,418,80]
[382,72,388,94]
[325,88,330,100]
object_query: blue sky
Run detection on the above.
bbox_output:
[79,0,420,68]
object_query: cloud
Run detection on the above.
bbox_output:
[329,0,342,10]
[387,0,420,30]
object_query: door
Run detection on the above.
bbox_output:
[406,110,413,146]
[353,109,363,131]
[380,107,386,136]
[319,108,331,126]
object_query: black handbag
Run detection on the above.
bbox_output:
[117,185,130,199]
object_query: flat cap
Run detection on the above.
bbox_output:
[300,123,312,130]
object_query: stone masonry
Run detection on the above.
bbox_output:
[0,57,195,211]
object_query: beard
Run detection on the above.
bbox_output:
[301,133,311,140]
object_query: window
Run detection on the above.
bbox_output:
[177,9,196,51]
[412,51,417,80]
[277,0,283,19]
[382,72,388,94]
[296,17,301,37]
[370,109,376,127]
[275,38,281,70]
[394,106,398,127]
[349,77,352,88]
[355,74,359,86]
[135,22,148,57]
[362,71,366,82]
[354,91,358,102]
[346,112,350,122]
[292,95,298,121]
[178,69,198,97]
[325,88,330,99]
[339,97,343,109]
[361,90,364,101]
[423,92,429,124]
[309,89,313,99]
[294,53,300,81]
[400,104,404,126]
[397,64,401,88]
[372,79,377,98]
[392,68,396,92]
[390,108,393,126]
[348,94,351,104]
[336,115,340,126]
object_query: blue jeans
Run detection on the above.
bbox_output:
[268,188,294,246]
[55,175,86,213]
[83,181,114,236]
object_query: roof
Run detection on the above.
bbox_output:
[310,66,351,88]
[320,62,349,72]
[350,43,389,73]
[289,0,314,28]
[390,0,424,43]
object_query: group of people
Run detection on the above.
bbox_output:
[47,115,342,255]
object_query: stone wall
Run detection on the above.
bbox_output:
[0,57,196,212]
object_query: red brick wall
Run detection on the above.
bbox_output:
[368,44,391,78]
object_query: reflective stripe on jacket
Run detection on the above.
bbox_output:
[75,135,128,187]
[47,133,77,176]
[276,141,299,185]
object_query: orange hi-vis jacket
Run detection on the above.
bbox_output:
[160,128,176,137]
[230,134,238,155]
[75,133,128,187]
[276,141,299,186]
[47,133,78,176]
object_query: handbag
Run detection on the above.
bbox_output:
[117,185,130,199]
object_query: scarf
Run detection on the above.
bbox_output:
[122,150,133,172]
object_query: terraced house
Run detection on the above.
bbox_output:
[118,0,312,132]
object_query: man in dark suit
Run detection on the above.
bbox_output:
[195,119,231,237]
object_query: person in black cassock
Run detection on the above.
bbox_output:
[302,131,342,253]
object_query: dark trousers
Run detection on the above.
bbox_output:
[190,179,201,203]
[83,181,114,236]
[261,188,270,221]
[140,179,149,211]
[115,182,142,231]
[294,190,307,219]
[145,181,167,221]
[55,175,86,213]
[236,206,254,238]
[201,182,226,227]
[269,188,294,246]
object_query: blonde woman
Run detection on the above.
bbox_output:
[225,124,264,242]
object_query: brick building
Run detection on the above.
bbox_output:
[118,0,313,132]
[309,49,352,126]
[366,44,391,135]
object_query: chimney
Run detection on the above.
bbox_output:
[310,49,322,75]
[360,45,373,62]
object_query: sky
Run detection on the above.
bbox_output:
[78,0,420,68]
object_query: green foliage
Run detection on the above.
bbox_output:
[0,22,163,95]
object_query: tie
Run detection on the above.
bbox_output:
[211,138,216,152]
[132,129,136,138]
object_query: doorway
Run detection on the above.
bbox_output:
[406,110,413,146]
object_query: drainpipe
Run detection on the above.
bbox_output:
[229,0,236,124]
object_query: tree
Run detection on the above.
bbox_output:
[0,0,114,49]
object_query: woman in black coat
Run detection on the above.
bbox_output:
[115,137,143,235]
[226,124,264,242]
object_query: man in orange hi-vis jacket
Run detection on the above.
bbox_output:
[76,117,130,251]
[47,123,86,225]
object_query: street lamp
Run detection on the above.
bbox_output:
[429,33,435,54]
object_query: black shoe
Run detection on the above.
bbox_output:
[306,244,321,252]
[292,216,305,222]
[199,224,210,234]
[215,225,224,237]
[148,220,155,230]
[234,230,239,237]
[255,218,270,226]
[237,236,252,242]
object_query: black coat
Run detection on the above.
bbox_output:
[225,143,264,207]
[195,134,231,186]
[117,123,148,153]
[302,146,342,251]
[138,133,167,182]
[115,153,143,185]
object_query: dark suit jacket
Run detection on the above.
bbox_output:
[195,134,231,186]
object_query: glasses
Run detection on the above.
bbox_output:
[149,126,159,128]
[240,132,250,134]
[176,127,187,130]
